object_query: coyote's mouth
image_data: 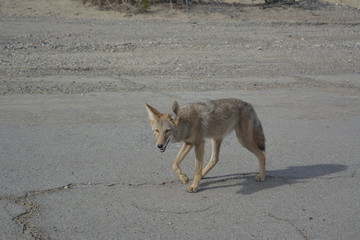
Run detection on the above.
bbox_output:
[157,138,171,153]
[158,147,166,152]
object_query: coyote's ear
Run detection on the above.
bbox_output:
[169,101,179,120]
[145,104,161,124]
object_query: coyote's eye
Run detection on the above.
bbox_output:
[154,129,159,133]
[165,129,171,133]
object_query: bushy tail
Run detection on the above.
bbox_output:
[253,113,266,152]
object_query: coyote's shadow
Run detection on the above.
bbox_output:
[198,164,348,194]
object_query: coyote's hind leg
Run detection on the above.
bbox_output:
[235,121,266,181]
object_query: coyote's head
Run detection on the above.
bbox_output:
[145,101,179,152]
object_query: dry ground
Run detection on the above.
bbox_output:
[0,1,360,240]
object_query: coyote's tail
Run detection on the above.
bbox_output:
[252,111,266,152]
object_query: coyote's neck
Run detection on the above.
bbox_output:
[173,107,200,143]
[173,118,189,143]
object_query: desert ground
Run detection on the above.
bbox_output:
[0,0,359,239]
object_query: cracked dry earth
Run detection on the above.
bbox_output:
[1,2,360,240]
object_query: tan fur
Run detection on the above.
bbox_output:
[145,98,266,193]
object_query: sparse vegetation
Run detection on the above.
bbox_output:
[81,0,156,12]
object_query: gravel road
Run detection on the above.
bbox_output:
[1,4,359,95]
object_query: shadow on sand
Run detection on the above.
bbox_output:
[198,164,348,194]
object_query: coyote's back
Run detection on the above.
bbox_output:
[185,98,265,152]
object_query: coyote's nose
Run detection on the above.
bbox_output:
[157,144,164,149]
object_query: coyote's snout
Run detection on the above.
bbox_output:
[156,136,170,152]
[145,98,266,193]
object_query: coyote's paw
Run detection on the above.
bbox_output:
[179,174,189,184]
[255,174,265,182]
[186,185,198,193]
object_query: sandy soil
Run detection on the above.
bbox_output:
[325,0,360,8]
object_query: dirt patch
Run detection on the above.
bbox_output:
[324,0,360,8]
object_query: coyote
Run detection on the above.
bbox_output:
[145,98,266,193]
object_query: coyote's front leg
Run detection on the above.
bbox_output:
[172,142,193,184]
[187,140,205,193]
